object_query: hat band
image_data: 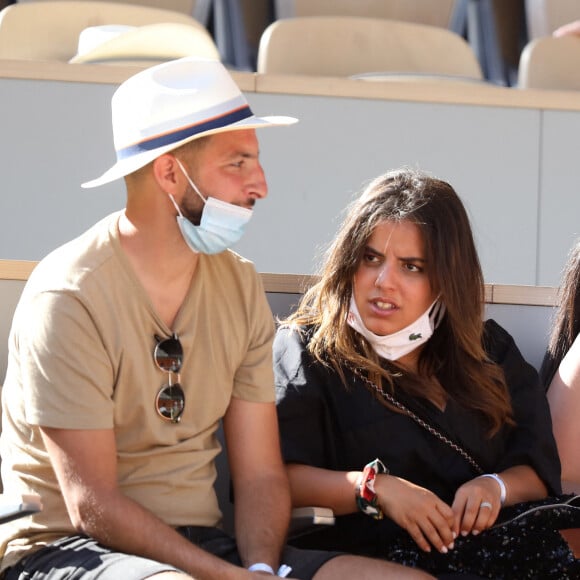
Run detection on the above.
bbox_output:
[116,104,254,160]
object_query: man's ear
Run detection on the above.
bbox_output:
[152,154,182,196]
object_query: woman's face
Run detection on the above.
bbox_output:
[353,220,436,337]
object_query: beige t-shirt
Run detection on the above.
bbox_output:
[0,212,275,568]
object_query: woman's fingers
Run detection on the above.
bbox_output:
[474,500,497,530]
[404,505,456,553]
[452,479,501,536]
[378,475,456,553]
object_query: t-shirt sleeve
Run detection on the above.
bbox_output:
[231,268,275,403]
[274,326,335,467]
[484,319,562,495]
[18,290,114,430]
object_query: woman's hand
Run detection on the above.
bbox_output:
[451,477,501,537]
[374,474,455,554]
[452,465,547,537]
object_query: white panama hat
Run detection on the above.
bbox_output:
[82,57,298,188]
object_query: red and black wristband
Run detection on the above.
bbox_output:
[355,458,388,520]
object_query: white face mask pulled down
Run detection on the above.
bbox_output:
[347,296,446,361]
[168,159,252,255]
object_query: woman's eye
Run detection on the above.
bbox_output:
[364,253,380,264]
[405,263,421,273]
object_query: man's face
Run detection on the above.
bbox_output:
[182,129,267,213]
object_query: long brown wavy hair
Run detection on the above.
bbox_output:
[540,238,580,388]
[282,168,513,436]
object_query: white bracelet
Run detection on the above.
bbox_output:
[248,563,275,575]
[479,473,507,505]
[247,563,292,577]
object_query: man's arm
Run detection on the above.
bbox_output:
[40,426,250,580]
[223,398,291,572]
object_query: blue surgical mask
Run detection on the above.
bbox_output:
[169,159,252,255]
[347,297,446,361]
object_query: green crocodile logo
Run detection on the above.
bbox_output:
[408,333,422,341]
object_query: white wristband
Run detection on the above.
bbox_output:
[247,563,292,577]
[480,473,507,505]
[248,563,275,575]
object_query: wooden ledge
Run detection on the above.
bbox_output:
[0,260,558,307]
[490,284,557,307]
[0,60,257,90]
[261,272,557,306]
[2,60,580,112]
[0,260,37,281]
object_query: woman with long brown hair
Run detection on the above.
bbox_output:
[274,168,576,578]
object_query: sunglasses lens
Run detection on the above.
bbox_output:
[154,336,183,373]
[156,383,185,423]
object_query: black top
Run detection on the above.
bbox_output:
[274,319,562,554]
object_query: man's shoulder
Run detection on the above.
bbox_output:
[220,248,255,269]
[205,249,260,285]
[27,212,121,293]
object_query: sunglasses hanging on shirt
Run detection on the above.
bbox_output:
[153,333,185,423]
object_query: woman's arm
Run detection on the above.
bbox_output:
[452,464,548,537]
[497,464,549,504]
[547,333,580,491]
[485,320,562,495]
[286,463,360,514]
[287,463,456,555]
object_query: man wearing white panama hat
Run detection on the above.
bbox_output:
[0,57,432,580]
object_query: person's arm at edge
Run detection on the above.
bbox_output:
[223,397,291,571]
[547,333,580,491]
[40,426,248,580]
[554,20,580,37]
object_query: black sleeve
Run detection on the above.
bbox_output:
[539,349,557,390]
[484,319,562,495]
[274,325,339,469]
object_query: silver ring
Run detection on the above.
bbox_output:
[480,501,493,510]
